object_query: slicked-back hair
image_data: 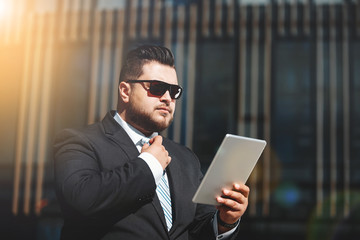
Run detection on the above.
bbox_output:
[119,45,175,83]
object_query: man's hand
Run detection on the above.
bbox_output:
[216,183,250,233]
[141,135,171,170]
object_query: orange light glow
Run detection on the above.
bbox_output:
[0,0,12,19]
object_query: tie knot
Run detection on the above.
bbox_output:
[138,138,149,147]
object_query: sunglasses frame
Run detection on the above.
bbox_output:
[126,80,183,99]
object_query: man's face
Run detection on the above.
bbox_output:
[125,62,178,135]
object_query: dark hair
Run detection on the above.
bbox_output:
[119,45,175,83]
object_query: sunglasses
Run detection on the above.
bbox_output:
[126,80,183,99]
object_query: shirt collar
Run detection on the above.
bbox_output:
[113,112,158,145]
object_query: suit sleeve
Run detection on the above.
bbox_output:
[53,128,156,222]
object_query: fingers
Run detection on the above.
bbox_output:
[216,183,249,211]
[142,135,171,170]
[150,135,162,145]
[221,183,249,201]
[141,142,150,150]
[141,136,162,152]
[141,136,162,151]
[216,196,244,212]
[166,156,172,165]
[215,183,250,226]
[234,183,250,198]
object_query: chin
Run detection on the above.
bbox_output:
[155,112,172,121]
[153,117,172,129]
[157,120,171,129]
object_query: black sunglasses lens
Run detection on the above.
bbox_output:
[170,87,182,99]
[149,82,182,99]
[149,82,167,96]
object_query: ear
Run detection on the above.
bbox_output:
[119,81,131,103]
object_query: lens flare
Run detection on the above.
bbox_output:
[0,0,12,19]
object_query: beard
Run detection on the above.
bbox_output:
[126,101,174,134]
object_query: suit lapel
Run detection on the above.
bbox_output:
[163,140,186,234]
[151,138,174,232]
[167,157,180,234]
[101,111,139,159]
[151,154,182,235]
[151,192,169,233]
[150,139,184,234]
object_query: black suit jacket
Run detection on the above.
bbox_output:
[54,111,240,240]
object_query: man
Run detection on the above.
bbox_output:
[54,45,250,240]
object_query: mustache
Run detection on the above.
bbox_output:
[155,104,173,114]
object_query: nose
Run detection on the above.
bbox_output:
[159,90,172,102]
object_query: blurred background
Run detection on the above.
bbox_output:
[1,0,360,239]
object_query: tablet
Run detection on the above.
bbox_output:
[192,134,266,205]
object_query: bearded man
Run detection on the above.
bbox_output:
[54,45,249,240]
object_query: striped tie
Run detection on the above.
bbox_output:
[157,171,172,231]
[138,138,172,231]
